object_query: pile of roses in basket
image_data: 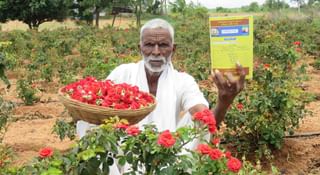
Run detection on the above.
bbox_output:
[61,76,155,110]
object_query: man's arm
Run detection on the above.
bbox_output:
[189,63,246,126]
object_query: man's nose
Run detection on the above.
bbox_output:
[152,44,161,56]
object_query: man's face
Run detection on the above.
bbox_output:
[139,28,175,73]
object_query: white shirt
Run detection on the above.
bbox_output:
[107,61,208,130]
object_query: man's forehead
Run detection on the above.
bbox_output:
[141,28,172,42]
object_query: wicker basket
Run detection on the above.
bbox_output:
[58,88,156,125]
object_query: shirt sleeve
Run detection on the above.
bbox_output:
[180,73,209,111]
[106,64,132,83]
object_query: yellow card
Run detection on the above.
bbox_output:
[209,16,253,79]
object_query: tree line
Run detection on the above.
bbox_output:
[216,0,319,13]
[0,0,171,29]
[0,0,319,29]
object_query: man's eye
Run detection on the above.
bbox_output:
[145,43,154,47]
[159,43,169,48]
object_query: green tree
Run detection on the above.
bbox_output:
[73,0,112,27]
[263,0,289,10]
[215,7,231,13]
[134,0,144,27]
[247,2,260,12]
[308,0,320,5]
[71,0,94,25]
[0,0,72,29]
[145,0,161,14]
[170,0,187,14]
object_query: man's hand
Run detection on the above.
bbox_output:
[188,63,246,127]
[212,63,246,107]
[211,63,246,125]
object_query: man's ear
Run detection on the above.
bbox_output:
[171,44,177,57]
[173,44,177,52]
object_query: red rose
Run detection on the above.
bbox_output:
[125,126,140,136]
[209,148,223,160]
[293,41,301,46]
[212,138,220,145]
[130,101,141,109]
[236,103,244,111]
[208,124,217,134]
[225,151,232,159]
[202,112,216,126]
[39,147,53,158]
[115,123,129,130]
[227,157,242,173]
[263,64,270,70]
[197,144,212,155]
[193,109,216,126]
[194,111,205,121]
[157,130,176,148]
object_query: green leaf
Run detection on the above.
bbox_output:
[78,149,96,161]
[40,167,63,175]
[118,156,127,166]
[50,159,63,167]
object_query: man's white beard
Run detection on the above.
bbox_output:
[143,54,171,73]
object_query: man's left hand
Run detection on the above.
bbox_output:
[212,63,246,107]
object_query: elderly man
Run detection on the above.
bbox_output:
[77,18,245,137]
[76,18,245,175]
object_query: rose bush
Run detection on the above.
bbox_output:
[2,109,257,175]
[223,63,308,159]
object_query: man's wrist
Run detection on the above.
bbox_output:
[217,97,233,109]
[213,100,229,126]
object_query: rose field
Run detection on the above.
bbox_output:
[1,3,320,175]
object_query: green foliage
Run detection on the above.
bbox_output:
[0,97,15,143]
[0,0,73,29]
[0,41,16,88]
[172,8,210,81]
[0,53,10,88]
[247,2,261,12]
[254,19,299,67]
[215,7,232,13]
[3,117,267,175]
[262,0,289,10]
[72,0,112,27]
[0,145,14,172]
[170,0,187,14]
[52,120,76,141]
[314,58,320,70]
[224,65,308,159]
[241,2,264,12]
[16,79,39,105]
[255,16,320,57]
[238,159,280,175]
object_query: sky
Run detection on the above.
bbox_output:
[185,0,296,8]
